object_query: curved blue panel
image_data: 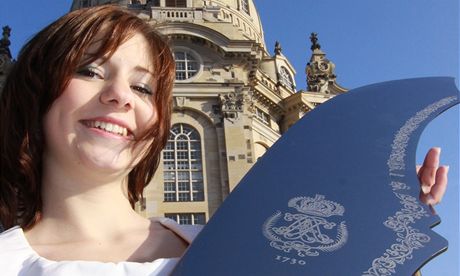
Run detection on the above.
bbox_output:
[172,77,459,276]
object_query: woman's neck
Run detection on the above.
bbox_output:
[31,156,148,243]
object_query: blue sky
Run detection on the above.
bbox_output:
[1,0,459,275]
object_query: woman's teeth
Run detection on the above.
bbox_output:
[88,121,128,136]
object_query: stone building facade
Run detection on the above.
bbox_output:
[0,0,347,225]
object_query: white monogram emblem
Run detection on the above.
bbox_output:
[263,195,348,257]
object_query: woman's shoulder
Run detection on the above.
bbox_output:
[0,226,29,251]
[0,226,37,275]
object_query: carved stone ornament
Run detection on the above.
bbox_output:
[0,26,12,59]
[219,92,244,120]
[174,96,187,108]
[306,60,337,93]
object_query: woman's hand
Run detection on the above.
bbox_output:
[417,147,449,206]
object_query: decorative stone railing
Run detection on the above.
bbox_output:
[150,7,203,23]
[149,6,263,45]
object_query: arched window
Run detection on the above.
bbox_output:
[163,124,204,202]
[254,142,268,161]
[280,66,294,90]
[166,0,186,7]
[174,50,199,80]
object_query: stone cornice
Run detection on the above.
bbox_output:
[252,89,284,114]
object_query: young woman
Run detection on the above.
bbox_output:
[0,5,200,275]
[0,5,448,276]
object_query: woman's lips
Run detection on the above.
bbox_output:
[80,119,134,140]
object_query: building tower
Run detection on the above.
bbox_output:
[0,26,13,94]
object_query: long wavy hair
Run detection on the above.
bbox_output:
[0,5,175,230]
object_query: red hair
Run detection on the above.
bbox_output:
[0,5,175,230]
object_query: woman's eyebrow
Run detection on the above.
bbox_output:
[134,65,154,77]
[77,55,103,66]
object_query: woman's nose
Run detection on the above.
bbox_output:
[99,78,134,110]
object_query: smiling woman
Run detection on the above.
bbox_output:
[0,4,175,230]
[0,5,202,276]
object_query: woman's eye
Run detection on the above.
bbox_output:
[76,67,103,79]
[131,84,153,96]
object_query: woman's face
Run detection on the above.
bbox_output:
[43,33,157,177]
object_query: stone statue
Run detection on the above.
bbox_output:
[274,41,282,55]
[309,32,321,51]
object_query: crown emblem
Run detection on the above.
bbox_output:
[263,194,348,257]
[288,194,344,217]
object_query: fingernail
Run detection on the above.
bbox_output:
[421,184,430,194]
[426,194,436,205]
[445,165,450,172]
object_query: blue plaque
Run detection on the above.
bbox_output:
[172,77,459,275]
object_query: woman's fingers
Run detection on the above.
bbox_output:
[418,148,440,190]
[417,147,448,205]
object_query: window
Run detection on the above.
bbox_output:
[279,66,294,89]
[174,51,199,80]
[163,124,204,202]
[241,0,250,14]
[255,107,270,126]
[166,0,187,7]
[165,213,206,225]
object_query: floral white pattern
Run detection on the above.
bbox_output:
[363,96,457,276]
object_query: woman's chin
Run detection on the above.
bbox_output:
[76,145,134,175]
